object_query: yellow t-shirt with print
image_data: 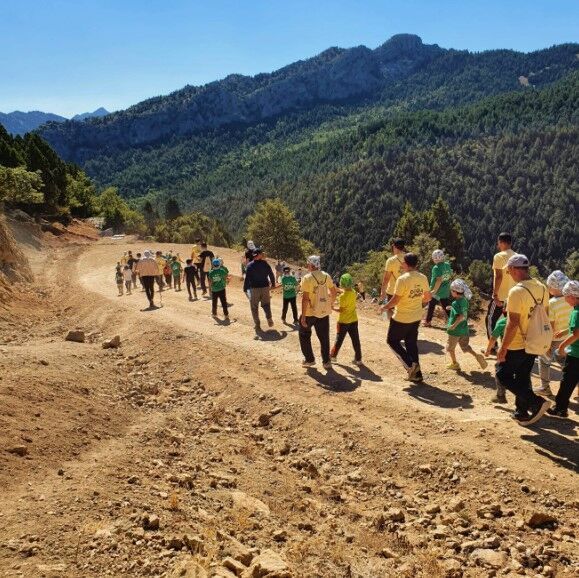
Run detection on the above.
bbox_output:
[337,289,358,324]
[393,271,430,324]
[493,249,515,302]
[301,271,335,318]
[385,254,404,295]
[505,279,549,351]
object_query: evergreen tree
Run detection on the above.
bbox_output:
[422,196,466,266]
[392,202,421,245]
[165,197,182,221]
[143,200,159,232]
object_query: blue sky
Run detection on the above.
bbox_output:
[1,0,577,117]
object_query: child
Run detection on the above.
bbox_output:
[330,273,362,366]
[184,259,198,300]
[281,265,299,324]
[207,258,230,318]
[115,264,124,296]
[171,256,182,292]
[446,279,487,371]
[163,260,173,288]
[424,249,452,327]
[122,264,133,295]
[536,271,572,396]
[484,311,508,403]
[547,280,579,418]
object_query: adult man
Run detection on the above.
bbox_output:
[380,238,406,318]
[134,252,143,289]
[486,233,515,339]
[496,254,551,425]
[243,248,276,331]
[382,253,432,382]
[198,243,215,295]
[299,255,337,369]
[134,250,160,309]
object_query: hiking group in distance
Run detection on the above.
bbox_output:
[114,233,578,429]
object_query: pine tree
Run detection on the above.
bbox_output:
[422,196,465,266]
[392,202,420,245]
[165,197,182,221]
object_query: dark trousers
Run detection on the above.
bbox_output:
[331,321,362,361]
[486,300,504,338]
[200,271,209,293]
[155,275,164,290]
[426,297,451,323]
[212,289,228,316]
[496,349,540,414]
[282,297,298,322]
[164,273,172,288]
[142,276,155,304]
[555,355,579,412]
[186,277,197,299]
[387,318,420,369]
[299,315,330,364]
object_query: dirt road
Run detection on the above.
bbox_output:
[0,238,576,577]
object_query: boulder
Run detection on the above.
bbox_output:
[6,445,28,457]
[65,330,85,343]
[231,491,270,517]
[102,335,121,349]
[526,511,558,528]
[471,548,507,569]
[243,550,291,578]
[168,559,208,578]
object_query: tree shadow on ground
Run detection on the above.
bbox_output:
[337,363,383,383]
[403,381,474,409]
[306,367,361,393]
[255,329,288,342]
[418,339,445,355]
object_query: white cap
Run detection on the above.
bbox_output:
[562,280,579,297]
[507,253,530,268]
[307,255,321,269]
[247,240,256,250]
[432,249,445,263]
[450,278,472,300]
[546,270,569,291]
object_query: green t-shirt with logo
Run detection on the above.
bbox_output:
[281,275,298,299]
[430,261,452,300]
[208,266,229,292]
[447,296,469,336]
[171,261,182,277]
[568,307,579,359]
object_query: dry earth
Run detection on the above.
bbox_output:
[0,226,577,578]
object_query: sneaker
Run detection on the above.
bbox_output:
[407,362,420,380]
[254,324,262,332]
[546,407,568,419]
[491,394,508,404]
[224,314,229,319]
[302,360,315,368]
[475,353,488,370]
[267,318,274,328]
[517,399,552,426]
[353,359,363,367]
[322,361,332,370]
[212,313,218,318]
[534,385,554,396]
[409,370,424,383]
[446,362,461,371]
[511,409,529,421]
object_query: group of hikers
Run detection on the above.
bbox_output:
[113,232,578,427]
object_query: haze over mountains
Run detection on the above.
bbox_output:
[0,107,109,136]
[32,34,579,270]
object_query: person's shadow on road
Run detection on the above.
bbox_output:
[418,339,445,355]
[306,367,361,392]
[337,363,383,383]
[255,329,288,342]
[403,381,474,409]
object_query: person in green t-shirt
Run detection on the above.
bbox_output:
[424,249,453,327]
[207,258,230,318]
[548,280,579,418]
[280,266,299,324]
[446,279,488,372]
[171,257,183,292]
[484,311,508,403]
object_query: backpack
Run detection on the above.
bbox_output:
[519,284,553,356]
[310,272,331,317]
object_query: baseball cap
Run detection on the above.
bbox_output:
[506,254,529,268]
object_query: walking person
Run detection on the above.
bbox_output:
[496,254,551,426]
[381,253,432,382]
[155,251,166,291]
[184,259,198,301]
[275,260,284,284]
[299,255,337,369]
[486,233,515,340]
[484,311,509,403]
[134,253,143,290]
[208,258,230,318]
[127,251,138,289]
[330,273,362,366]
[547,280,579,418]
[115,264,124,296]
[134,250,160,309]
[122,265,133,295]
[424,249,452,327]
[198,243,215,295]
[243,248,276,332]
[380,238,406,318]
[536,271,572,396]
[171,256,182,291]
[445,279,487,371]
[281,265,299,324]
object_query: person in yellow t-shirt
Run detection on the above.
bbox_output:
[486,232,515,340]
[380,239,406,320]
[154,250,166,291]
[330,273,362,365]
[496,253,551,426]
[381,253,432,382]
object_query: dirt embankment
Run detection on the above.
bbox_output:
[0,230,577,578]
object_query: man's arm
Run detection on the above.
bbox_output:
[557,328,579,357]
[381,294,401,312]
[497,312,520,362]
[380,270,392,298]
[431,277,442,295]
[422,290,432,305]
[243,264,251,292]
[300,291,311,327]
[267,263,276,288]
[493,269,503,304]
